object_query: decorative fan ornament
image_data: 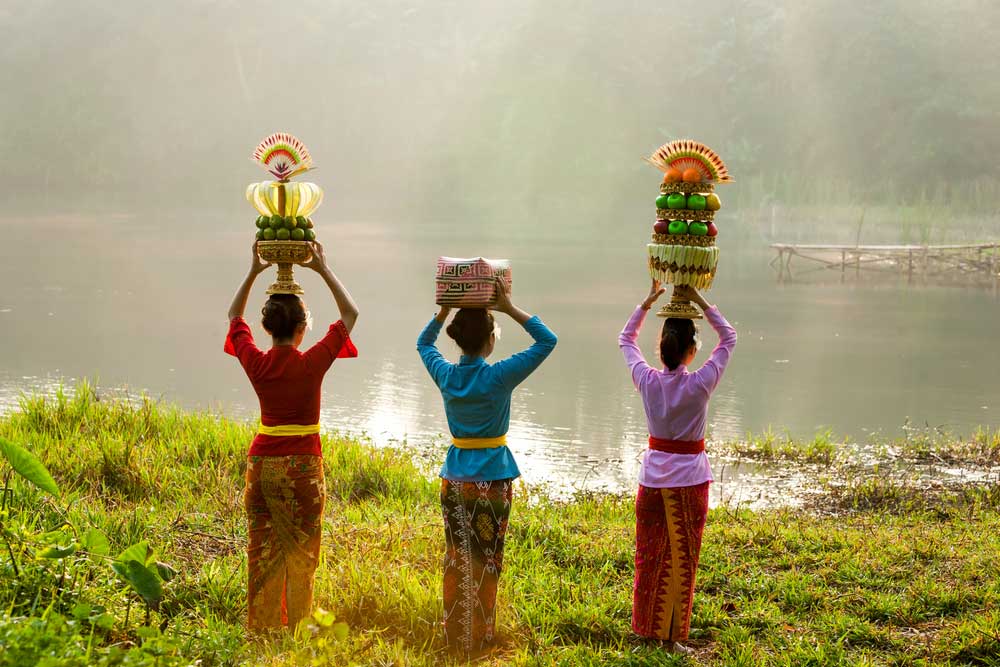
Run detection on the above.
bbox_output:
[645,139,732,183]
[252,132,314,180]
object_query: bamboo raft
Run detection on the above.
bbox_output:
[770,242,1000,289]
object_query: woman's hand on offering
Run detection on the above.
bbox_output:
[303,241,330,274]
[675,285,713,311]
[492,277,515,315]
[492,277,532,325]
[250,242,272,275]
[642,279,666,310]
[434,305,452,323]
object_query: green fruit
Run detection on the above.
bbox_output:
[269,214,283,229]
[256,215,268,229]
[276,228,291,240]
[304,229,316,241]
[255,229,265,240]
[687,194,707,210]
[667,220,689,235]
[666,193,687,209]
[284,216,296,229]
[688,222,709,236]
[655,194,671,209]
[291,228,306,241]
[262,227,276,240]
[296,216,307,228]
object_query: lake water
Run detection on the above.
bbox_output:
[2,213,998,498]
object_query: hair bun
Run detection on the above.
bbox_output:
[445,308,494,356]
[659,317,698,371]
[261,294,307,339]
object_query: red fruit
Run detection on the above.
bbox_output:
[706,222,719,237]
[653,220,671,234]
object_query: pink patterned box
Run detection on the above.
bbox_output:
[435,257,512,307]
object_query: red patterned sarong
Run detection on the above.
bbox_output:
[244,455,326,631]
[440,478,513,652]
[632,482,709,641]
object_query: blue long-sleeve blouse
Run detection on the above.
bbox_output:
[416,314,558,481]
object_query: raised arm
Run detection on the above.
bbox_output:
[416,306,451,385]
[303,241,359,334]
[227,242,272,320]
[676,285,737,393]
[618,279,665,387]
[491,278,557,390]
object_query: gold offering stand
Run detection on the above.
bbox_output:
[654,181,715,320]
[658,287,702,320]
[258,182,311,295]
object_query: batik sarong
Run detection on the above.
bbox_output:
[632,482,709,641]
[440,478,513,652]
[244,455,326,631]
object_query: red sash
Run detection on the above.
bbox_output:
[648,436,705,455]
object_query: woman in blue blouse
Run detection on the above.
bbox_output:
[417,278,557,653]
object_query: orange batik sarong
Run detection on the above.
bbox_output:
[244,455,326,631]
[632,482,709,642]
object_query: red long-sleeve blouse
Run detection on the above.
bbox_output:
[225,317,357,456]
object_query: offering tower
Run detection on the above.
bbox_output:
[644,140,732,318]
[246,133,324,294]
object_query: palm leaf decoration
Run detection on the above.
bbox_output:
[645,139,733,183]
[252,132,314,181]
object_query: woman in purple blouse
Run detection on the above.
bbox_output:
[618,281,737,654]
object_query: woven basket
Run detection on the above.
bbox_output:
[655,208,715,222]
[659,181,715,195]
[650,233,716,247]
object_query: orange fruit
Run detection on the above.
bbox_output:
[682,168,702,183]
[663,168,683,183]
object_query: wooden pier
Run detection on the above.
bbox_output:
[770,242,1000,288]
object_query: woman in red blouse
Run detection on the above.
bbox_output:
[225,241,358,632]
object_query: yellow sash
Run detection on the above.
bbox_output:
[258,422,321,436]
[452,435,507,450]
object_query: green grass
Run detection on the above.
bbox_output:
[718,424,1000,468]
[1,383,999,665]
[720,428,841,464]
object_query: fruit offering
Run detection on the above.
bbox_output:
[246,133,326,295]
[246,132,324,243]
[642,139,732,316]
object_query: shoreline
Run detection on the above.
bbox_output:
[2,379,997,512]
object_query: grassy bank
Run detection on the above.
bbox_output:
[1,385,999,666]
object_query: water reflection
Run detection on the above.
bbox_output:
[1,214,999,499]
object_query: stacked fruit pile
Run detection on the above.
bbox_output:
[644,140,731,291]
[254,215,317,242]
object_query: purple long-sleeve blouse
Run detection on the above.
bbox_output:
[618,304,737,488]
